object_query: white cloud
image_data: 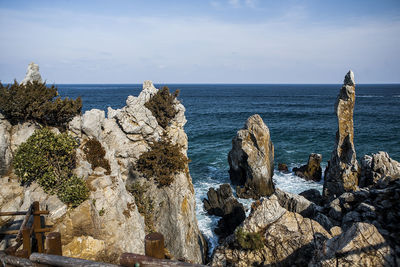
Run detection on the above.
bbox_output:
[0,7,399,83]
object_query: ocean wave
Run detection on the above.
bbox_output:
[394,95,400,98]
[358,95,384,98]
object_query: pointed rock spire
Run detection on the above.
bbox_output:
[323,70,360,201]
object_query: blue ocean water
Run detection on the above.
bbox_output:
[57,83,400,251]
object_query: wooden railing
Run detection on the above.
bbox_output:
[0,201,58,258]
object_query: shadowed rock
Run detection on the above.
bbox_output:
[293,153,322,181]
[228,114,274,199]
[323,71,360,201]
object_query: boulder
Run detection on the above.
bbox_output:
[228,114,274,199]
[274,188,318,218]
[323,71,360,201]
[299,188,323,206]
[81,109,105,139]
[311,222,394,266]
[293,153,322,181]
[278,163,289,173]
[203,184,246,237]
[359,151,400,187]
[21,62,43,84]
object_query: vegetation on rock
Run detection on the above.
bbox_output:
[83,138,111,175]
[144,86,179,129]
[14,128,88,207]
[235,227,265,250]
[136,136,189,186]
[0,80,82,126]
[126,181,155,233]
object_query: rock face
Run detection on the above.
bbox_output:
[203,184,246,238]
[323,71,360,201]
[359,151,400,187]
[0,67,205,263]
[21,62,43,84]
[0,117,12,175]
[293,153,322,181]
[228,114,274,199]
[311,222,394,266]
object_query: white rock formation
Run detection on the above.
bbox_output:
[21,62,43,84]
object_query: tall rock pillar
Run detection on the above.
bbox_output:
[323,71,360,201]
[228,114,275,199]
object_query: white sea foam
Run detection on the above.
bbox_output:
[358,95,384,98]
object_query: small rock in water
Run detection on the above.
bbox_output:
[293,153,322,182]
[278,163,289,173]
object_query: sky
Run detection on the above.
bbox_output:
[0,0,399,84]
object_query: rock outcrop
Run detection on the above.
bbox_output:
[359,151,400,187]
[203,184,246,238]
[323,71,360,201]
[278,163,289,173]
[311,222,394,266]
[211,194,331,266]
[0,64,206,264]
[21,62,43,84]
[228,114,274,199]
[293,153,322,181]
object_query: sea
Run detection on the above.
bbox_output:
[57,83,400,252]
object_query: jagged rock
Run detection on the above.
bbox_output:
[10,122,38,153]
[311,222,394,266]
[82,109,105,140]
[203,184,246,237]
[323,71,360,201]
[299,188,323,206]
[274,188,318,218]
[359,152,400,187]
[228,114,274,199]
[203,184,240,216]
[21,62,43,84]
[329,226,342,237]
[278,163,289,173]
[211,194,331,266]
[293,153,322,181]
[0,118,12,175]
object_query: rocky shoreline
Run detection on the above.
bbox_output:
[1,65,399,266]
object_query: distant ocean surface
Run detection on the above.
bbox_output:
[57,83,400,252]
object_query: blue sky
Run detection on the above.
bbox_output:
[0,0,399,83]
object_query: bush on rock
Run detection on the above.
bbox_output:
[235,227,265,250]
[14,128,88,207]
[144,86,179,129]
[83,138,111,175]
[0,80,82,126]
[136,136,189,186]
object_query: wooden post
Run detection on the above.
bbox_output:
[145,232,165,259]
[22,228,31,256]
[45,232,62,256]
[32,201,44,253]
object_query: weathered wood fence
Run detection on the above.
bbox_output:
[1,201,206,266]
[0,201,58,258]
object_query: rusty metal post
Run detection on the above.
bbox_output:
[145,232,165,259]
[45,232,62,256]
[22,228,31,257]
[33,201,44,253]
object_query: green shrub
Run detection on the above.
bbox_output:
[136,136,189,186]
[144,86,179,129]
[14,128,88,207]
[83,138,111,175]
[235,227,265,250]
[57,174,89,207]
[126,181,155,233]
[0,80,82,126]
